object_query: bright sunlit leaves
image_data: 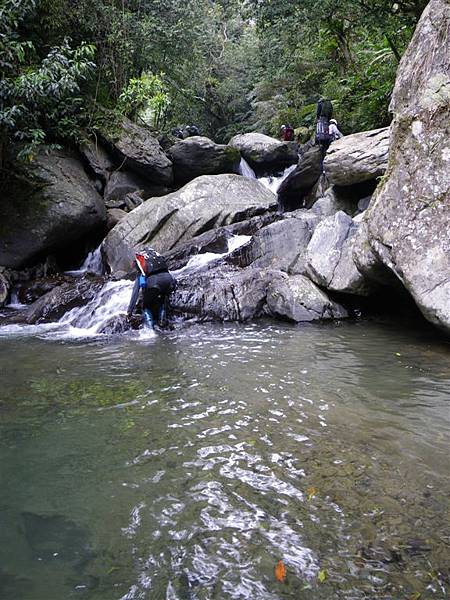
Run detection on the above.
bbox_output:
[318,569,327,583]
[306,486,318,501]
[275,560,287,582]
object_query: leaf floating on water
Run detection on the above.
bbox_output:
[307,486,318,501]
[318,569,327,583]
[275,560,287,582]
[395,352,402,356]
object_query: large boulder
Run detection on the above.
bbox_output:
[305,212,373,295]
[103,174,277,273]
[228,133,298,174]
[98,117,173,185]
[324,127,389,187]
[228,211,319,274]
[23,276,104,324]
[103,170,169,208]
[266,274,348,322]
[168,136,241,184]
[277,145,322,211]
[0,149,107,269]
[172,262,347,323]
[361,0,450,332]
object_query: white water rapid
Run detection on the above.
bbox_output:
[238,157,256,179]
[258,163,297,194]
[65,245,104,276]
[0,234,251,339]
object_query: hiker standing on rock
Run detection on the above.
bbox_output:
[329,118,343,140]
[315,98,333,171]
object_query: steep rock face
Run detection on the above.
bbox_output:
[324,127,389,187]
[277,145,322,211]
[305,212,373,295]
[79,140,114,186]
[363,0,450,331]
[168,136,241,184]
[99,117,173,185]
[103,174,277,273]
[228,211,319,274]
[0,150,107,269]
[266,274,348,322]
[228,133,298,174]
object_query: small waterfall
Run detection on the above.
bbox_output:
[172,234,251,277]
[258,164,297,194]
[66,245,104,276]
[238,157,256,179]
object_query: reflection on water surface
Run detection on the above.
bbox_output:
[0,320,449,599]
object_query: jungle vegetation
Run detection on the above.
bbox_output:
[0,0,427,163]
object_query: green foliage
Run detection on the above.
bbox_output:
[0,0,96,163]
[118,73,169,127]
[1,0,424,160]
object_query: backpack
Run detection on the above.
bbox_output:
[138,247,168,275]
[316,117,331,143]
[319,99,333,119]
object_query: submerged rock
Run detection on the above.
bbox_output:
[228,133,297,174]
[0,149,106,269]
[103,174,277,273]
[363,0,450,332]
[168,136,241,184]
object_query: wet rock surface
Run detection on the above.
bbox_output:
[277,145,322,212]
[103,174,277,273]
[24,276,104,324]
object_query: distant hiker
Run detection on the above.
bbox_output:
[279,124,286,140]
[315,98,334,171]
[283,124,295,142]
[127,248,176,329]
[329,119,343,141]
[172,127,184,139]
[184,124,200,137]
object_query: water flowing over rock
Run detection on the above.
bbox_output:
[168,136,241,184]
[362,0,450,332]
[324,127,389,187]
[277,145,322,211]
[0,149,107,269]
[228,133,298,174]
[23,276,105,324]
[103,174,277,273]
[98,117,173,185]
[266,274,348,322]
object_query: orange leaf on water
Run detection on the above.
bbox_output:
[275,560,287,582]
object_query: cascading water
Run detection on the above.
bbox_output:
[258,163,297,194]
[65,245,104,276]
[0,235,251,339]
[238,157,256,179]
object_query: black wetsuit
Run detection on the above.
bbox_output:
[127,270,176,328]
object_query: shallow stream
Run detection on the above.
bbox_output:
[0,320,449,599]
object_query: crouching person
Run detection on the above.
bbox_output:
[127,247,176,329]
